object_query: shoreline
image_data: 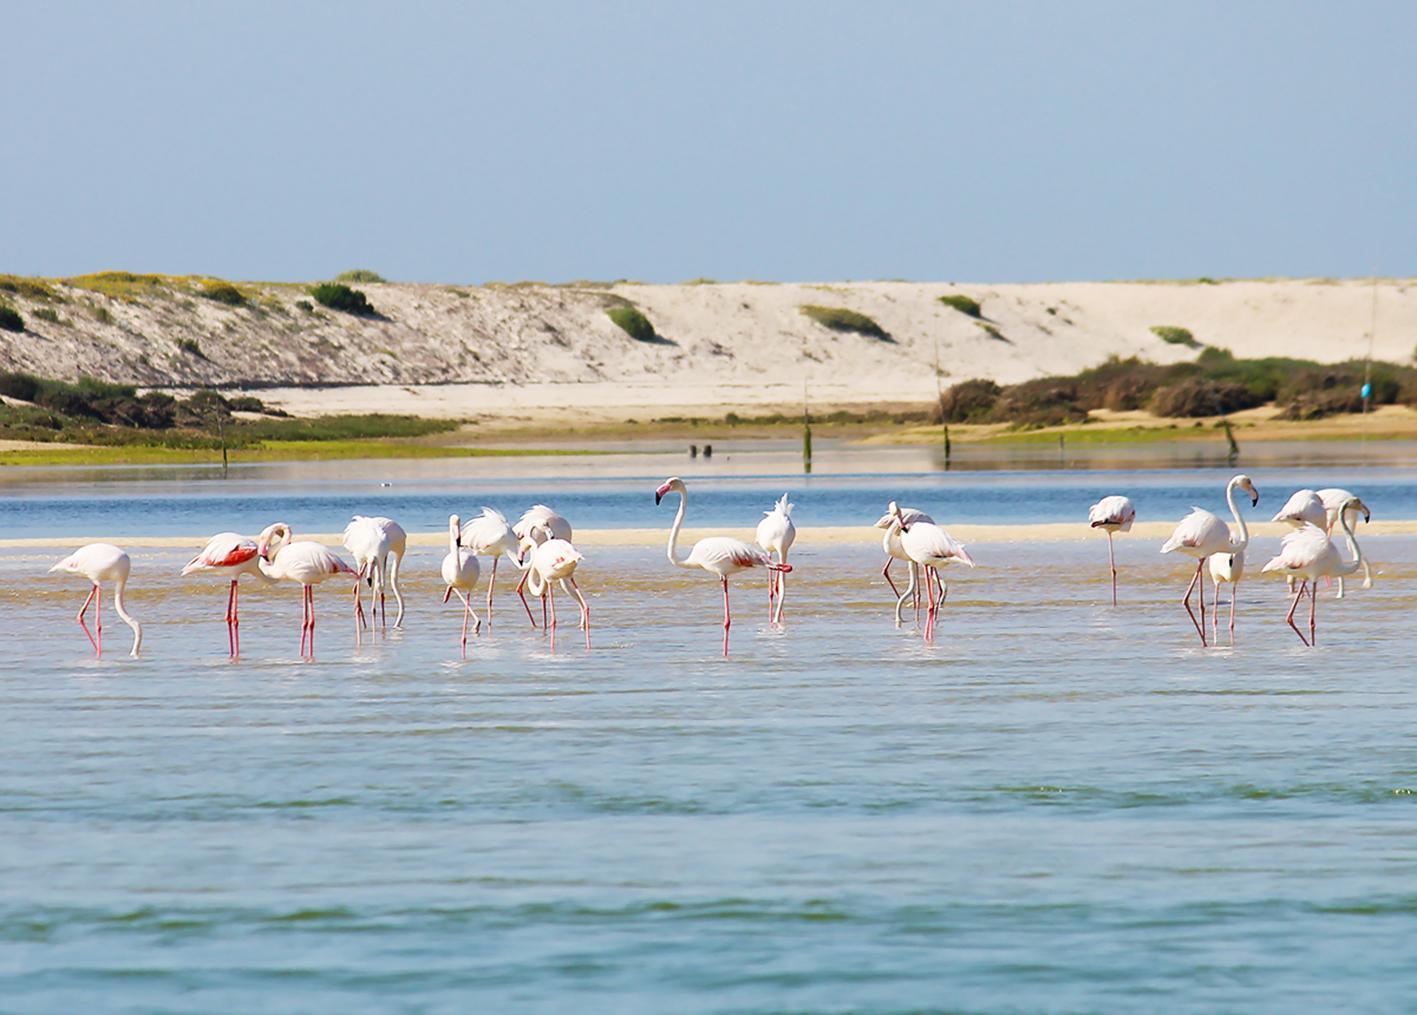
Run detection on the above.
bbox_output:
[8,520,1414,551]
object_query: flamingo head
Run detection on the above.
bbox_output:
[256,522,291,562]
[1234,475,1259,507]
[449,514,462,547]
[1346,497,1371,524]
[655,476,684,505]
[887,500,909,532]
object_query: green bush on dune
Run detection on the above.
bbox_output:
[1150,325,1201,348]
[799,304,890,340]
[606,305,658,342]
[336,269,386,283]
[0,307,23,333]
[309,283,377,316]
[937,294,983,318]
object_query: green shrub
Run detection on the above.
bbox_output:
[606,305,657,342]
[335,269,386,283]
[295,299,314,313]
[1148,378,1260,417]
[0,275,59,302]
[227,395,269,413]
[0,307,23,332]
[1151,325,1201,348]
[32,308,61,324]
[799,304,889,340]
[934,379,1001,422]
[309,283,376,316]
[0,373,41,401]
[938,294,982,318]
[1280,388,1364,420]
[177,338,205,357]
[201,281,246,306]
[91,304,114,324]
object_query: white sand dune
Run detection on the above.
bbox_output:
[2,276,1412,421]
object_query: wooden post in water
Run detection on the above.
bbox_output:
[802,415,813,474]
[1223,418,1239,464]
[943,424,951,469]
[1057,432,1065,465]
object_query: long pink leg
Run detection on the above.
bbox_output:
[1309,579,1318,647]
[307,585,317,657]
[541,587,549,633]
[721,577,732,657]
[882,558,901,601]
[453,589,471,657]
[300,586,309,656]
[1182,560,1207,646]
[516,569,537,628]
[767,564,775,620]
[486,557,497,627]
[1107,531,1118,606]
[232,580,242,657]
[924,566,938,643]
[226,580,237,657]
[76,584,99,655]
[95,586,103,657]
[1212,578,1220,641]
[1284,580,1310,646]
[1228,583,1237,642]
[567,577,590,649]
[913,563,922,621]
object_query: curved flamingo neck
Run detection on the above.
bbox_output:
[1336,509,1364,575]
[111,577,143,656]
[1225,478,1250,551]
[666,488,692,568]
[448,522,460,557]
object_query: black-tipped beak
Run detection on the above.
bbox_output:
[1250,493,1259,507]
[655,491,663,505]
[1363,507,1372,523]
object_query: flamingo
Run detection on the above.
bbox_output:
[513,505,572,628]
[1317,487,1373,596]
[457,507,522,626]
[1271,489,1326,528]
[48,543,143,658]
[257,523,357,658]
[342,516,407,630]
[1206,544,1247,643]
[755,493,796,624]
[180,531,268,657]
[655,476,791,656]
[1260,499,1367,646]
[441,514,482,657]
[1160,474,1259,647]
[875,505,934,624]
[1087,495,1136,606]
[520,534,590,649]
[887,502,975,643]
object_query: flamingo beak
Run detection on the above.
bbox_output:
[257,542,270,561]
[1363,505,1372,523]
[655,484,670,505]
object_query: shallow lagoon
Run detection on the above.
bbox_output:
[2,451,1416,1011]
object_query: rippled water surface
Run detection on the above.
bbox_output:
[3,462,1417,1011]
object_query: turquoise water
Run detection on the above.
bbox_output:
[5,493,1416,1011]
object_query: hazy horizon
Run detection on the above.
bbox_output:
[6,1,1414,284]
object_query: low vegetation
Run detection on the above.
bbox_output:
[938,294,983,318]
[32,308,62,325]
[309,282,377,317]
[933,350,1417,426]
[1151,325,1201,348]
[65,271,172,300]
[0,275,59,302]
[0,371,458,450]
[336,269,386,283]
[200,280,246,306]
[0,307,22,333]
[799,304,890,340]
[607,305,658,342]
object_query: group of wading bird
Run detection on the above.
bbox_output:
[1090,476,1373,647]
[41,473,1372,660]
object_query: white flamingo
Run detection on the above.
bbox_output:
[1317,487,1373,596]
[1160,474,1258,646]
[755,492,796,624]
[1087,495,1135,606]
[441,514,482,657]
[457,507,522,625]
[1260,499,1366,646]
[887,502,975,643]
[520,534,590,649]
[875,504,933,624]
[257,523,357,658]
[342,515,407,630]
[180,531,268,657]
[48,543,143,658]
[513,505,572,628]
[1271,489,1326,528]
[655,476,790,656]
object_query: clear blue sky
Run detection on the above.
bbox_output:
[6,1,1414,283]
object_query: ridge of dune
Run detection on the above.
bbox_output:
[2,277,1412,418]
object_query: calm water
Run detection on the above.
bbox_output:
[3,463,1416,1011]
